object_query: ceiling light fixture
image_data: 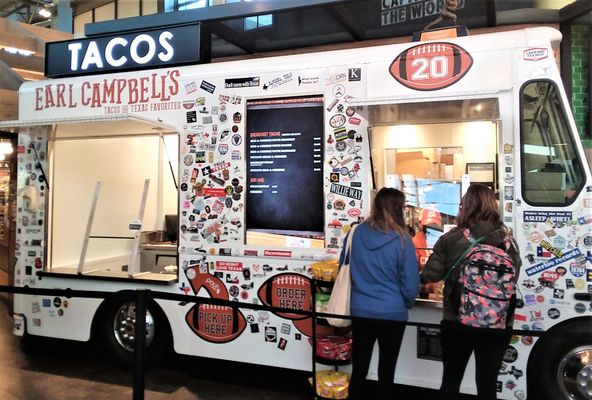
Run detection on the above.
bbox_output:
[38,8,52,18]
[2,47,34,56]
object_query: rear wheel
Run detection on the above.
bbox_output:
[529,322,592,400]
[97,300,171,366]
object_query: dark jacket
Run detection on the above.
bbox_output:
[340,222,420,321]
[422,221,522,325]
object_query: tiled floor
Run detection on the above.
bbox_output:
[0,267,459,400]
[0,298,312,400]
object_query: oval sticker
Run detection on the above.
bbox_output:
[389,42,473,91]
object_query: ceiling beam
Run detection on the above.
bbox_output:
[86,0,366,36]
[0,51,44,72]
[325,5,365,41]
[559,0,592,21]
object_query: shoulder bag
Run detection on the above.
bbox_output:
[326,224,358,328]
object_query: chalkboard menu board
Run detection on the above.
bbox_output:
[246,97,324,239]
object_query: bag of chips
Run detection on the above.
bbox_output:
[309,370,350,399]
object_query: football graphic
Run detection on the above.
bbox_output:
[258,273,312,320]
[186,303,247,343]
[389,42,473,91]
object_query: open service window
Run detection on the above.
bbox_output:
[246,96,324,249]
[362,98,499,301]
[44,116,179,281]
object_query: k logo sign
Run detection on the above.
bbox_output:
[389,42,473,91]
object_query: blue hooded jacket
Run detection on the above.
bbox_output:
[339,223,420,321]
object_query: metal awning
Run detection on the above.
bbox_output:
[0,114,177,138]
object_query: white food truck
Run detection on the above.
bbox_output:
[1,25,591,400]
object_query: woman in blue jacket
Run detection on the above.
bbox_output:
[341,187,420,400]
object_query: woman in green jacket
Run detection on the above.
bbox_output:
[422,184,521,400]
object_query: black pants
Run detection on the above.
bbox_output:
[348,317,406,400]
[439,320,512,400]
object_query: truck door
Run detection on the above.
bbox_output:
[515,79,592,400]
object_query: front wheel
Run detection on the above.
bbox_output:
[96,300,172,366]
[529,322,592,400]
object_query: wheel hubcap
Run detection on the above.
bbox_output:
[558,346,592,399]
[112,303,155,352]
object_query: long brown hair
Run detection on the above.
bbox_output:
[366,187,408,237]
[456,184,501,228]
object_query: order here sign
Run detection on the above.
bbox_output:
[45,24,208,78]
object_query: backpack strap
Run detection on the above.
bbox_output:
[443,229,486,282]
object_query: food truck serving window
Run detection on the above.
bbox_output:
[520,80,585,206]
[246,96,324,248]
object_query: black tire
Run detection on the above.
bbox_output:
[95,299,172,367]
[528,321,592,400]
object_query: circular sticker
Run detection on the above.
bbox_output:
[219,113,228,123]
[333,84,345,97]
[503,346,518,363]
[229,285,239,298]
[583,234,592,248]
[528,231,542,243]
[53,297,62,308]
[548,308,560,319]
[335,141,347,152]
[231,134,242,146]
[186,268,196,279]
[334,199,346,210]
[329,114,346,128]
[180,183,188,191]
[521,336,533,346]
[532,322,545,331]
[346,107,355,117]
[184,155,194,166]
[574,302,587,313]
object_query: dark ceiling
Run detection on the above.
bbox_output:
[79,0,589,59]
[1,0,591,60]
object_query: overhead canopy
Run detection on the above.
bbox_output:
[86,0,497,59]
[0,114,177,138]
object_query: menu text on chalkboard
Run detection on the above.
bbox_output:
[246,97,324,240]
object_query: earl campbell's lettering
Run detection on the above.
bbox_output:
[34,70,180,110]
[67,31,174,72]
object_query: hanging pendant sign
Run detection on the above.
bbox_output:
[45,24,209,78]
